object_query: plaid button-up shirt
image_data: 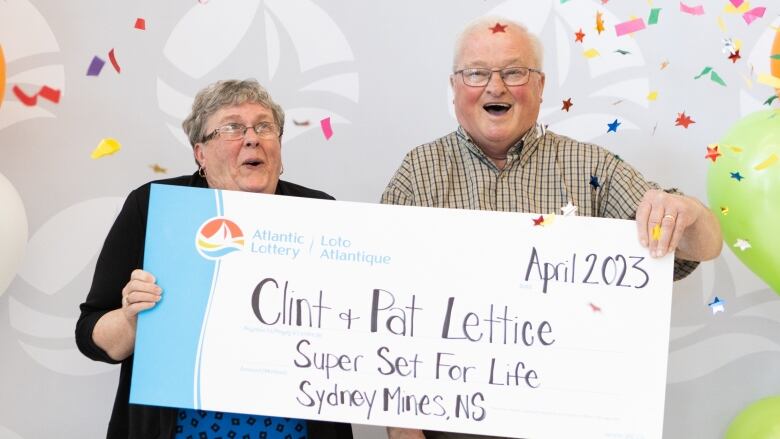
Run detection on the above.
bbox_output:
[382,125,698,280]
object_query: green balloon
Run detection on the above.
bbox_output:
[725,396,780,438]
[707,110,780,295]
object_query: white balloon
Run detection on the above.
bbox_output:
[0,172,28,297]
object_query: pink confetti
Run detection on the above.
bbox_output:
[679,2,705,15]
[615,18,646,36]
[742,7,766,25]
[320,117,333,140]
[729,0,744,7]
[134,18,146,30]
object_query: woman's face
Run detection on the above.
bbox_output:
[194,102,282,194]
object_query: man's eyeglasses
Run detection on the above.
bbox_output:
[202,122,279,142]
[453,67,543,87]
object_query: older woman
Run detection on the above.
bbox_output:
[76,79,352,439]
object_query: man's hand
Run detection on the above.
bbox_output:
[387,427,425,439]
[635,189,722,260]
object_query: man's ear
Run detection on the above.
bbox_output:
[193,143,205,167]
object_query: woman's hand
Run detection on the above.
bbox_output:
[93,269,162,361]
[387,427,425,439]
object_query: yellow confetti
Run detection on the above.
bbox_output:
[717,16,727,33]
[720,206,729,216]
[647,91,659,101]
[149,163,168,173]
[755,153,779,170]
[583,48,600,59]
[542,214,556,226]
[735,39,743,51]
[652,224,661,241]
[90,138,121,159]
[757,73,780,89]
[724,144,743,153]
[724,1,750,14]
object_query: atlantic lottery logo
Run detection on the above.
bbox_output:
[195,217,245,260]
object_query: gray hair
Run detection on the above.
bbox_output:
[452,16,544,71]
[182,79,285,147]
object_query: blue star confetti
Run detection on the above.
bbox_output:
[607,119,621,133]
[590,175,600,189]
[730,171,744,181]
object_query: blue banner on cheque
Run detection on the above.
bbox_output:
[131,183,673,439]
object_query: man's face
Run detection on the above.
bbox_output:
[451,26,545,154]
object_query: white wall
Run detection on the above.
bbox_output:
[0,1,779,437]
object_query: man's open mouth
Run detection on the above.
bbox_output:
[243,159,264,168]
[483,103,511,115]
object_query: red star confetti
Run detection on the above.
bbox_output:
[12,84,61,106]
[489,22,507,33]
[728,50,741,63]
[705,145,722,162]
[675,112,695,128]
[562,98,573,111]
[575,28,585,42]
[134,18,146,30]
[533,215,544,226]
[596,12,606,34]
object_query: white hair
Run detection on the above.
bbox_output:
[452,15,544,71]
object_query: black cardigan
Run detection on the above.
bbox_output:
[75,173,353,439]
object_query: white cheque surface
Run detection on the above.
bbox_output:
[131,184,673,439]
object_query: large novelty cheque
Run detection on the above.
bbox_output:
[131,184,673,439]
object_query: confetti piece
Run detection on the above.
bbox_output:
[729,0,744,8]
[710,70,727,86]
[0,44,5,108]
[651,224,661,241]
[675,112,695,128]
[91,138,121,159]
[589,302,602,312]
[532,215,545,226]
[583,48,600,59]
[757,73,780,88]
[680,2,705,15]
[615,49,631,55]
[648,91,659,101]
[765,95,779,105]
[11,84,61,106]
[717,16,727,32]
[320,117,333,140]
[708,297,725,314]
[292,119,310,126]
[575,28,586,42]
[694,66,712,79]
[648,8,662,25]
[771,55,780,60]
[720,206,729,215]
[754,153,778,170]
[489,22,508,33]
[660,60,670,69]
[724,1,750,14]
[596,11,606,34]
[607,119,621,132]
[590,175,600,189]
[730,171,744,181]
[87,56,105,76]
[728,50,741,63]
[108,48,121,73]
[561,202,578,216]
[733,239,751,251]
[742,7,766,25]
[615,18,646,36]
[542,214,556,226]
[134,18,146,30]
[726,144,743,153]
[705,145,722,162]
[562,98,573,111]
[149,164,167,173]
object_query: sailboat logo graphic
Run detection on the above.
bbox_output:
[195,218,244,260]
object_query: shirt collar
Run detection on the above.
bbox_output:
[455,123,545,158]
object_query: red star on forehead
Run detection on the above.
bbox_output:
[575,28,585,42]
[533,215,545,226]
[705,145,722,162]
[728,49,741,63]
[562,98,573,111]
[675,111,695,128]
[489,22,508,33]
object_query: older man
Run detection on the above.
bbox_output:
[381,16,721,439]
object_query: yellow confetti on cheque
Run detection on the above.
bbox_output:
[91,138,121,159]
[583,48,600,59]
[755,153,778,171]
